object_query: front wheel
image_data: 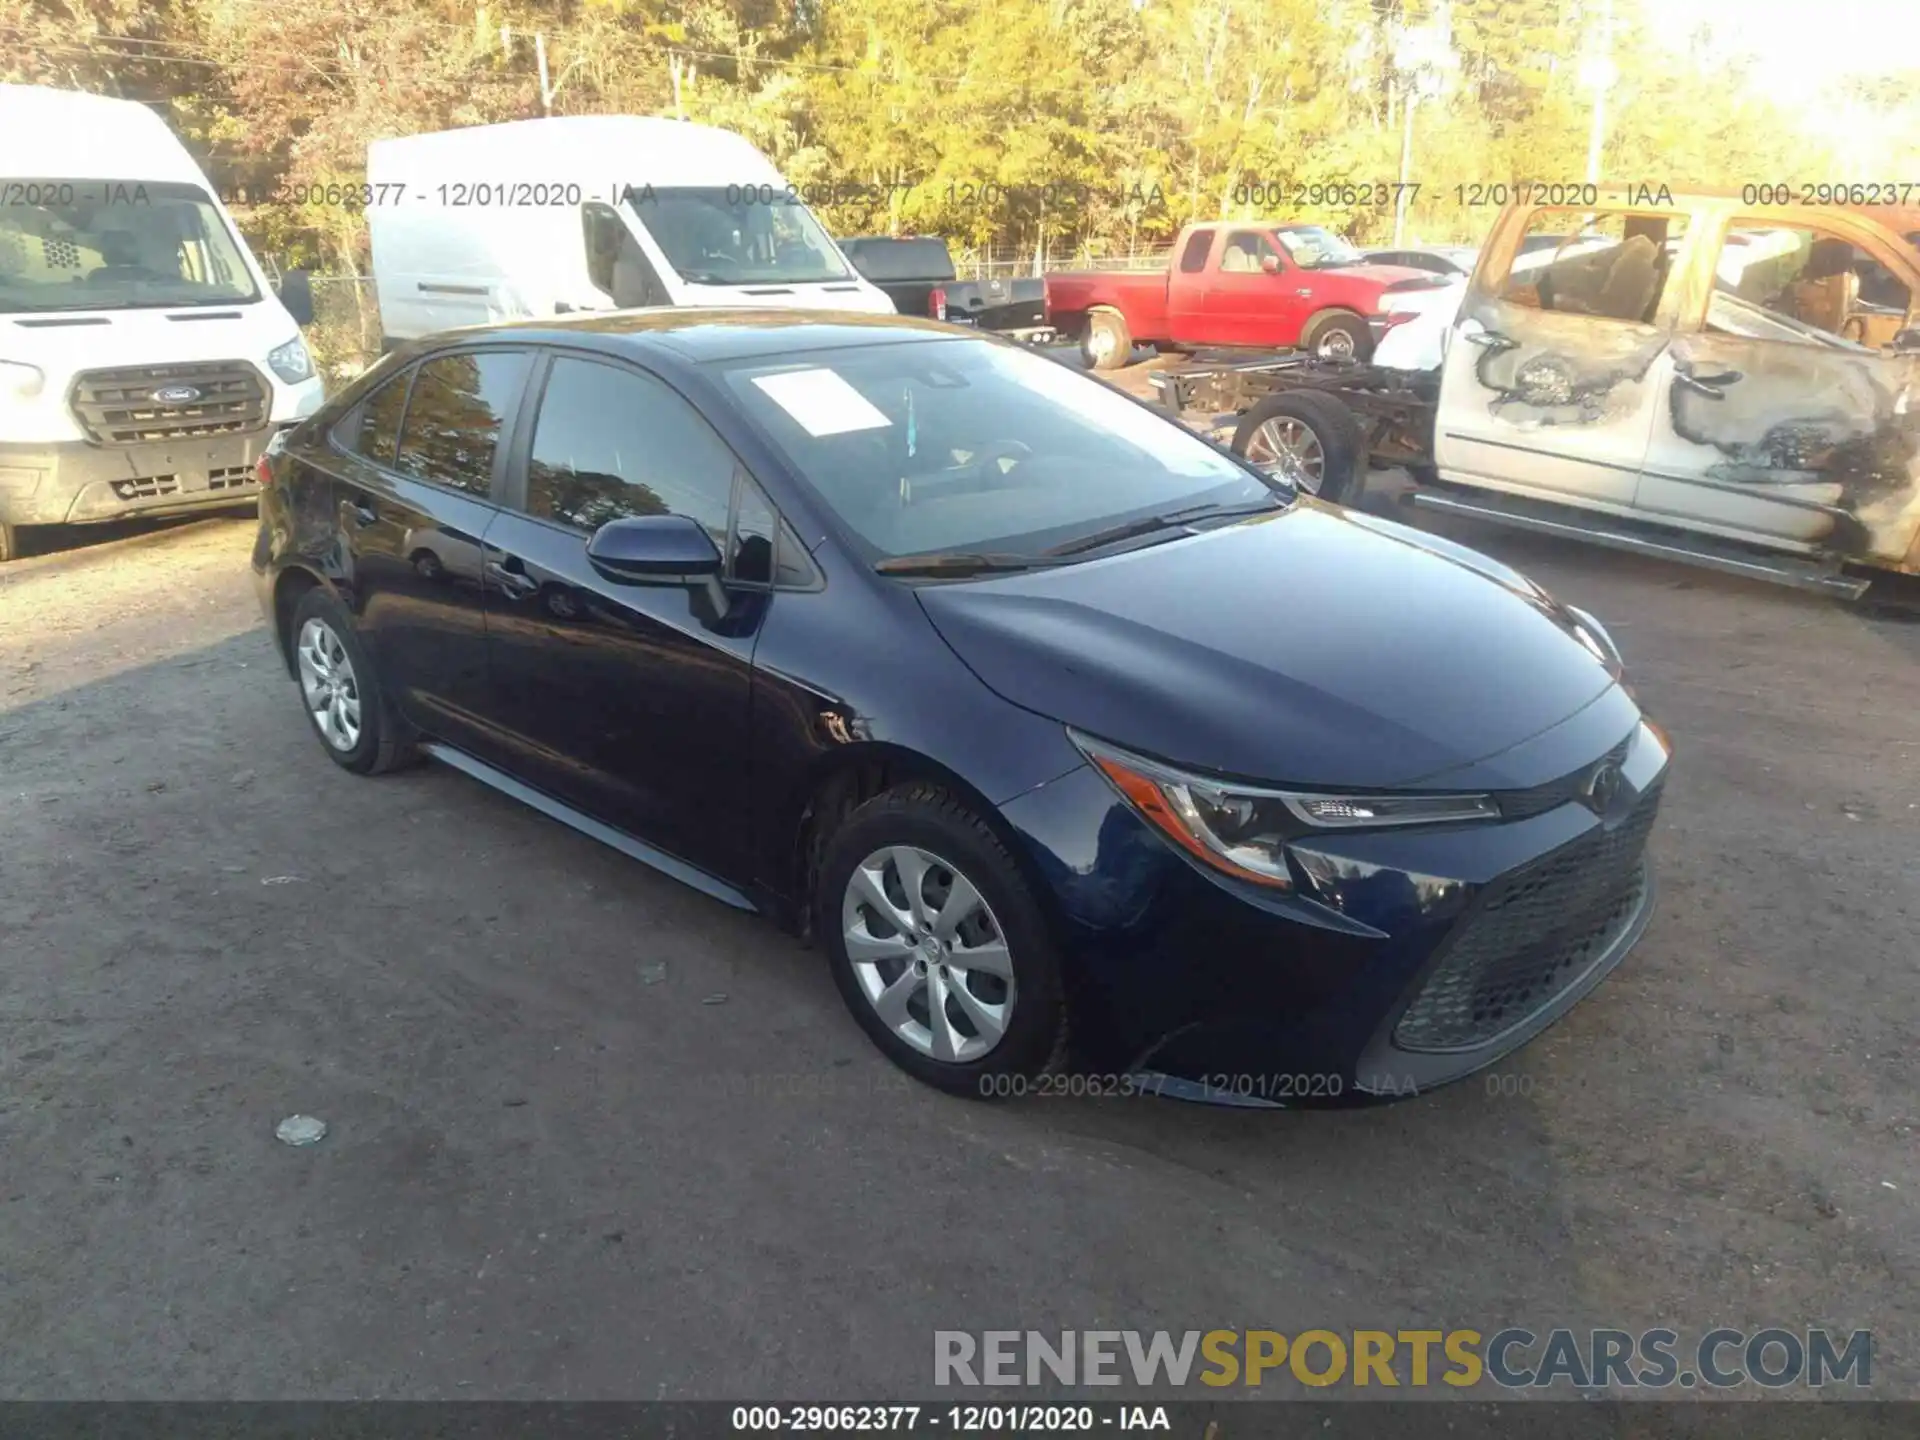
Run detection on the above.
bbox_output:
[1081,310,1132,371]
[1302,311,1372,362]
[819,784,1067,1096]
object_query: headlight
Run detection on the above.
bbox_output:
[1071,732,1498,890]
[266,337,313,384]
[0,360,45,397]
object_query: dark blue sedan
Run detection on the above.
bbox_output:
[252,310,1668,1102]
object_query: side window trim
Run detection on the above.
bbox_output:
[386,342,536,503]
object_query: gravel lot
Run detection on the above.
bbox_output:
[3,394,1917,1400]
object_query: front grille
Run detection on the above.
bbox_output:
[1495,732,1634,821]
[112,474,181,500]
[70,362,269,445]
[1394,780,1662,1053]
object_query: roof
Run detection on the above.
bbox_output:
[366,115,784,189]
[416,308,971,364]
[0,85,204,185]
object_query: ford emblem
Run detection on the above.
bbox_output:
[151,384,202,405]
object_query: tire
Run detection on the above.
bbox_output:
[818,783,1067,1097]
[1081,309,1132,371]
[1302,310,1372,362]
[1232,390,1367,503]
[0,522,17,564]
[288,588,417,775]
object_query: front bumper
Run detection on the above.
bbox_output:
[0,429,285,527]
[998,709,1670,1105]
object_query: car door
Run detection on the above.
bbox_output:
[1201,230,1305,347]
[1165,227,1216,346]
[1636,213,1920,566]
[480,350,770,883]
[326,345,532,763]
[1433,207,1691,508]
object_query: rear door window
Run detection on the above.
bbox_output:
[1177,230,1215,273]
[345,368,413,466]
[394,349,532,497]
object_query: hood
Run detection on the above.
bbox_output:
[3,299,298,370]
[1318,262,1440,290]
[915,503,1617,789]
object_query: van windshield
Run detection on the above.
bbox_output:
[624,186,851,286]
[0,180,261,313]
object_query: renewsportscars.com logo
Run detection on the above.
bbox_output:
[933,1328,1873,1391]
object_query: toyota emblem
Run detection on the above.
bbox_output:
[1583,761,1624,814]
[151,384,202,405]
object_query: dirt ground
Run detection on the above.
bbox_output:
[2,416,1917,1400]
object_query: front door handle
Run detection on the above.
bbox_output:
[1464,328,1517,351]
[487,554,540,599]
[1674,366,1742,401]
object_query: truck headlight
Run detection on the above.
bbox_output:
[1071,731,1497,890]
[0,360,45,397]
[267,337,314,384]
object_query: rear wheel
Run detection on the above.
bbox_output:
[1233,390,1367,503]
[289,588,417,775]
[1082,309,1132,371]
[819,784,1067,1096]
[1302,310,1372,362]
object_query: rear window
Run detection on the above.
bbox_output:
[1177,230,1214,272]
[840,238,957,284]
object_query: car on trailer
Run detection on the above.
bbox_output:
[1152,189,1920,599]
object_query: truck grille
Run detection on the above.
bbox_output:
[70,362,269,445]
[1393,781,1662,1053]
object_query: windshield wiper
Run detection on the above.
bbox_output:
[1044,497,1285,558]
[874,552,1066,578]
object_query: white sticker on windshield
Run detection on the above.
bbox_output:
[751,368,892,437]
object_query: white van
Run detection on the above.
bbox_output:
[366,115,895,344]
[0,85,324,561]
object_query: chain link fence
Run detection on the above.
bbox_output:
[306,275,382,384]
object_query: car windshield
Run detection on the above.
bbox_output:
[1275,226,1364,269]
[0,179,260,313]
[624,185,850,285]
[720,338,1280,564]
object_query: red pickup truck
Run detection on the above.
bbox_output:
[1045,222,1446,369]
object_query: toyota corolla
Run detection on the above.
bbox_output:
[251,311,1668,1102]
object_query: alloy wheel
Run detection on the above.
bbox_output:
[295,617,363,753]
[1246,417,1326,493]
[841,844,1016,1063]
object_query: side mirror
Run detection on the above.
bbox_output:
[1892,327,1920,355]
[278,268,314,327]
[586,514,723,585]
[1260,254,1282,275]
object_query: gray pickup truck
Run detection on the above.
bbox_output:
[838,237,1052,341]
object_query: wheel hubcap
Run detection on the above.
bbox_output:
[1089,326,1116,363]
[1317,329,1356,359]
[1247,417,1327,493]
[295,617,363,752]
[842,845,1015,1063]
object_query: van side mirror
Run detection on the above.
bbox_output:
[278,268,314,327]
[586,514,723,584]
